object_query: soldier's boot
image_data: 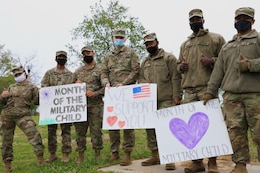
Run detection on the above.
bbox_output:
[109,151,120,162]
[141,149,160,166]
[165,163,176,170]
[95,150,101,159]
[37,154,48,165]
[208,157,219,173]
[45,153,58,163]
[61,153,70,163]
[120,151,132,166]
[184,160,205,173]
[75,151,84,164]
[4,161,12,173]
[230,163,248,173]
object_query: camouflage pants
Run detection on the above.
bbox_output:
[74,106,103,152]
[223,92,260,163]
[146,100,173,150]
[183,86,207,103]
[47,123,72,154]
[1,116,45,162]
[109,129,135,153]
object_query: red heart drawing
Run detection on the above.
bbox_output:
[107,116,117,126]
[118,121,126,128]
[107,106,114,112]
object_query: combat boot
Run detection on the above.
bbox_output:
[95,150,101,158]
[4,161,12,173]
[61,153,70,163]
[230,163,248,173]
[109,151,120,162]
[37,153,48,165]
[120,151,132,166]
[45,152,58,163]
[75,151,84,164]
[165,163,176,170]
[141,149,160,166]
[184,160,205,173]
[208,157,219,173]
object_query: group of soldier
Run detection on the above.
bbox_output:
[1,6,260,173]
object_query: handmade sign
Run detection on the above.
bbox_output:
[39,83,87,125]
[154,99,233,164]
[102,83,157,129]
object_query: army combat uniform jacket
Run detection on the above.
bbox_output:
[139,48,182,102]
[207,29,260,96]
[101,46,139,86]
[177,29,225,89]
[0,81,39,119]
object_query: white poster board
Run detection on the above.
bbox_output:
[102,83,157,129]
[154,99,233,164]
[39,83,87,125]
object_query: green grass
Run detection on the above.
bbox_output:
[0,116,258,173]
[0,116,150,173]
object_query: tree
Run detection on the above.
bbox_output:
[0,44,17,77]
[67,0,148,66]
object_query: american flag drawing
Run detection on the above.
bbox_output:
[132,85,151,98]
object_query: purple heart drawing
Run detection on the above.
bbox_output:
[169,112,209,149]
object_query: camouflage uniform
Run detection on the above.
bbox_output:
[41,64,74,156]
[206,8,260,165]
[0,67,45,162]
[73,63,104,152]
[139,38,182,150]
[101,32,139,155]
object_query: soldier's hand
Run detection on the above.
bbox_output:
[238,55,249,72]
[202,93,214,105]
[180,62,189,71]
[76,80,82,83]
[173,98,181,105]
[106,83,111,88]
[200,54,214,66]
[86,90,95,97]
[116,83,123,87]
[1,88,10,98]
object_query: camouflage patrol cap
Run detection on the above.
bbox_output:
[235,7,254,18]
[113,28,126,37]
[81,46,93,54]
[143,33,157,44]
[189,9,203,19]
[56,50,67,58]
[12,66,25,76]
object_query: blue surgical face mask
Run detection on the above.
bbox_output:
[14,73,26,83]
[113,39,125,47]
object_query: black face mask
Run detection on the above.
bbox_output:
[190,22,203,33]
[147,46,158,55]
[56,58,67,66]
[234,20,251,32]
[84,56,94,64]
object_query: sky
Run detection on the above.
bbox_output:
[1,0,260,80]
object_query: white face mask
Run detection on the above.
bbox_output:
[14,73,26,82]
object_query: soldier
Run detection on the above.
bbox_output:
[0,66,47,173]
[139,33,182,170]
[203,7,260,173]
[73,46,104,164]
[41,51,73,163]
[101,28,139,166]
[177,9,226,173]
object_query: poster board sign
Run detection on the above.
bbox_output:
[39,83,87,125]
[154,99,233,164]
[102,83,157,129]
